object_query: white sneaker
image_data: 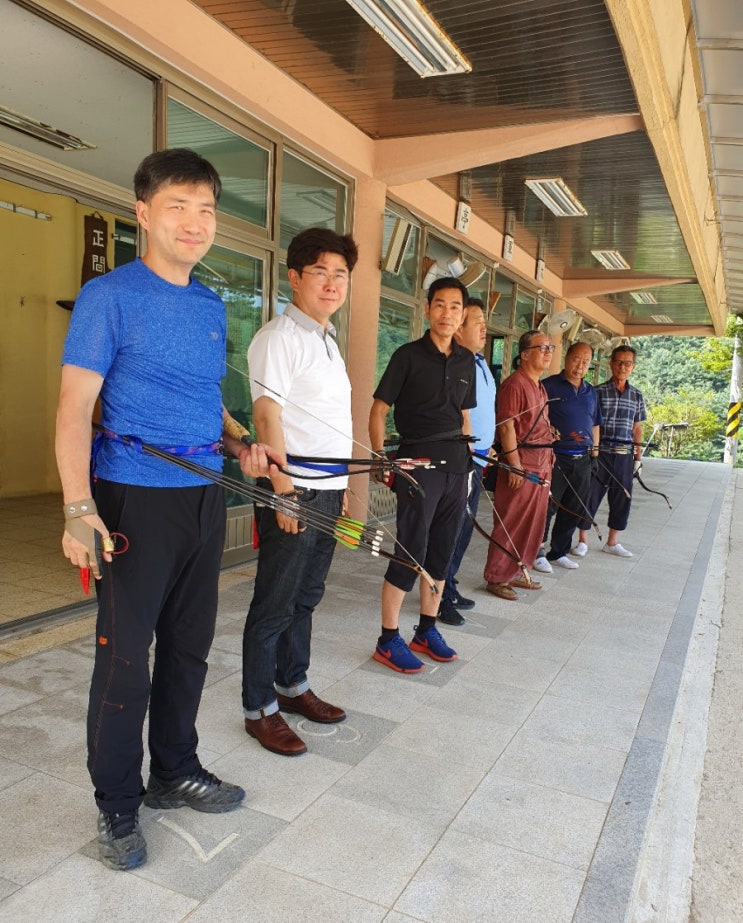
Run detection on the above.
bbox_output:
[571,542,588,557]
[553,555,579,569]
[532,556,553,574]
[603,543,633,557]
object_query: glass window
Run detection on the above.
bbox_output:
[192,245,264,507]
[514,290,536,331]
[167,98,270,228]
[489,272,515,328]
[280,152,347,249]
[376,298,413,387]
[488,336,505,387]
[381,210,420,297]
[375,298,414,439]
[113,220,137,268]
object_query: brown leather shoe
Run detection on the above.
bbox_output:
[276,689,346,724]
[244,712,307,756]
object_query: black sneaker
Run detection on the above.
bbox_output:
[438,598,465,626]
[97,810,147,871]
[143,767,245,814]
[451,590,475,610]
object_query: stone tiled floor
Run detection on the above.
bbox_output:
[0,493,88,626]
[0,458,730,922]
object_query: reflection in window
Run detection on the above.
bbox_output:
[167,99,269,228]
[280,152,347,249]
[113,221,137,268]
[488,336,505,387]
[376,299,413,438]
[192,246,264,507]
[515,290,536,331]
[381,211,420,297]
[490,273,514,328]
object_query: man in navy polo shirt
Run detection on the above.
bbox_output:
[369,277,475,673]
[534,341,601,572]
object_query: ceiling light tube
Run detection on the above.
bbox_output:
[591,249,631,270]
[631,292,658,305]
[0,104,96,152]
[525,177,587,217]
[345,0,471,78]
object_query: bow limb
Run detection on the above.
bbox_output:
[344,483,439,594]
[372,547,438,592]
[633,470,672,509]
[595,455,632,499]
[473,495,531,586]
[547,463,604,543]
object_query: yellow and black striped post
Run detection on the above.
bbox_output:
[726,401,742,439]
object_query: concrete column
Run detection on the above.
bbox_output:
[548,299,567,375]
[346,176,387,519]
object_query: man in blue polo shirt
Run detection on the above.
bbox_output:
[438,298,496,626]
[534,341,601,572]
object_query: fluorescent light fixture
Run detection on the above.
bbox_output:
[524,177,587,217]
[631,292,658,305]
[382,218,413,274]
[591,249,631,270]
[0,104,96,152]
[345,0,471,78]
[650,314,674,323]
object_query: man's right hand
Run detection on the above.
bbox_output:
[370,457,392,487]
[274,491,306,534]
[62,503,112,579]
[238,442,285,479]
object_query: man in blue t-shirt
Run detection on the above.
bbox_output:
[438,298,496,626]
[56,149,276,872]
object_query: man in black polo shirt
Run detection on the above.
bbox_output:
[369,277,475,673]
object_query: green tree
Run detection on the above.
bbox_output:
[632,335,729,462]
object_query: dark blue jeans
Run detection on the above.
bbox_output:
[582,452,634,532]
[242,486,343,717]
[443,465,483,601]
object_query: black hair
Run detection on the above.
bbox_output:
[287,228,359,273]
[465,297,485,309]
[610,344,637,362]
[512,329,545,370]
[427,276,468,305]
[134,148,222,203]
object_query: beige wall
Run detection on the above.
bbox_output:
[0,178,118,497]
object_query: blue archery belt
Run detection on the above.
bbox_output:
[287,457,348,475]
[94,427,222,458]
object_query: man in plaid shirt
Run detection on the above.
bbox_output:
[575,345,646,558]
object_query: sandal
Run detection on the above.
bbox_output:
[486,582,518,601]
[508,575,541,591]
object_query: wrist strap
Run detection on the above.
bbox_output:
[64,498,97,520]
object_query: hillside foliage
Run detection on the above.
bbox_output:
[629,325,737,463]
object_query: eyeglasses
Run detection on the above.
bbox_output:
[612,360,635,367]
[301,269,350,286]
[525,344,556,354]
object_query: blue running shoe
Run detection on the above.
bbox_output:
[409,625,457,662]
[374,635,425,673]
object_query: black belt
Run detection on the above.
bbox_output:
[555,451,589,459]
